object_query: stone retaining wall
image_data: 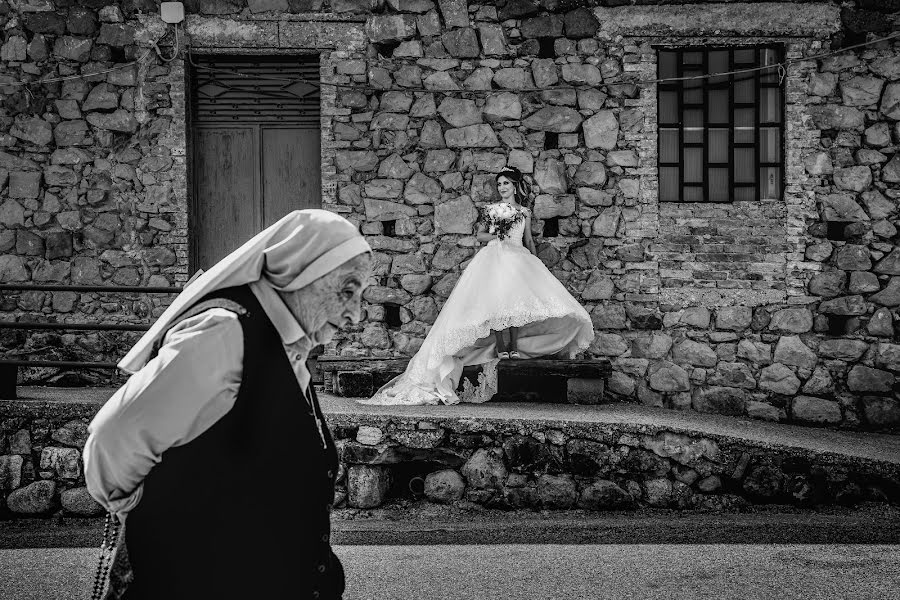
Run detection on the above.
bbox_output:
[1,399,897,518]
[1,1,899,430]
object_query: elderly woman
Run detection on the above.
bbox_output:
[83,210,372,600]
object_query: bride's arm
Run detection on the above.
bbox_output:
[475,219,496,243]
[523,213,537,255]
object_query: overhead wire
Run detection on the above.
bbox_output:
[1,24,182,87]
[0,27,897,94]
[185,30,900,96]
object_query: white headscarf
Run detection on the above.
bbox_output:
[119,209,371,374]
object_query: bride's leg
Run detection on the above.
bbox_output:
[494,331,509,359]
[493,330,506,354]
[509,326,520,358]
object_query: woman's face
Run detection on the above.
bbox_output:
[279,253,373,345]
[496,175,515,202]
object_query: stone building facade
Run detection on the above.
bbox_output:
[1,0,899,431]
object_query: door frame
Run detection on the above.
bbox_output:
[186,52,321,274]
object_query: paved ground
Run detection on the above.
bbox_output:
[12,386,900,466]
[2,543,897,600]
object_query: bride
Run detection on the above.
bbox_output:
[360,166,594,406]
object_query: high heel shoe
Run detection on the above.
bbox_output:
[509,350,521,359]
[497,351,510,360]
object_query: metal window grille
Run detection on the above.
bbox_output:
[657,46,785,203]
[191,55,320,127]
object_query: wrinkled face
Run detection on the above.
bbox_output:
[278,253,373,345]
[496,175,516,202]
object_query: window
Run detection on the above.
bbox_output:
[657,46,784,203]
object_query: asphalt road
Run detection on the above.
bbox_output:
[1,543,898,600]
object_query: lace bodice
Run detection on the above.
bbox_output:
[495,204,528,247]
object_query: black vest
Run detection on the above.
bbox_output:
[123,285,344,600]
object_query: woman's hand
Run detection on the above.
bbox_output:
[523,213,538,255]
[476,231,498,243]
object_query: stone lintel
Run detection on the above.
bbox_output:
[185,17,279,48]
[594,3,841,38]
[279,21,366,50]
[185,16,365,50]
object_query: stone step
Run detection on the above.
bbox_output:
[1,388,899,516]
[316,357,612,403]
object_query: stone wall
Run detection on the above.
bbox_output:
[1,398,897,518]
[1,1,900,430]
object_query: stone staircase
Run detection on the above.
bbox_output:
[316,356,612,403]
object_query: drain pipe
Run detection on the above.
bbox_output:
[408,476,426,497]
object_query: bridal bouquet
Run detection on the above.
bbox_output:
[484,202,526,240]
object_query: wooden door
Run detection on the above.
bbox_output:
[190,55,321,270]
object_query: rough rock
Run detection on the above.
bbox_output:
[868,308,894,336]
[769,308,814,332]
[847,366,894,393]
[61,487,104,516]
[461,448,507,490]
[445,124,499,148]
[773,336,817,370]
[582,111,618,149]
[818,295,867,316]
[743,466,784,500]
[482,93,521,122]
[537,474,577,509]
[792,396,842,425]
[860,397,900,429]
[522,107,583,133]
[693,386,747,416]
[577,480,634,510]
[707,362,756,389]
[759,364,801,395]
[642,478,673,507]
[424,469,465,504]
[673,340,717,368]
[715,307,752,331]
[648,362,690,392]
[435,196,477,234]
[348,465,392,509]
[821,194,869,222]
[6,481,56,514]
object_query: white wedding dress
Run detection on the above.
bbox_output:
[360,205,595,406]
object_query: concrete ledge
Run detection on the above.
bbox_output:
[594,3,842,38]
[2,387,899,517]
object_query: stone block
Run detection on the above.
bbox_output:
[8,172,41,199]
[566,378,604,404]
[50,420,89,448]
[462,448,507,490]
[868,308,894,337]
[561,64,602,86]
[860,397,900,429]
[643,478,672,507]
[821,194,869,222]
[818,295,867,316]
[435,196,477,234]
[715,307,752,331]
[577,480,634,510]
[564,7,600,38]
[707,362,756,390]
[40,447,80,480]
[583,110,618,149]
[881,82,900,120]
[648,361,690,392]
[849,271,880,294]
[348,465,392,509]
[693,386,747,416]
[759,363,801,395]
[537,474,577,509]
[482,92,521,122]
[742,466,784,500]
[874,250,900,275]
[523,106,583,133]
[791,396,841,425]
[6,480,57,514]
[673,340,717,367]
[847,365,894,393]
[445,124,498,148]
[61,487,104,516]
[591,304,626,330]
[809,270,848,297]
[335,371,373,398]
[773,336,817,370]
[0,455,23,491]
[424,469,465,504]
